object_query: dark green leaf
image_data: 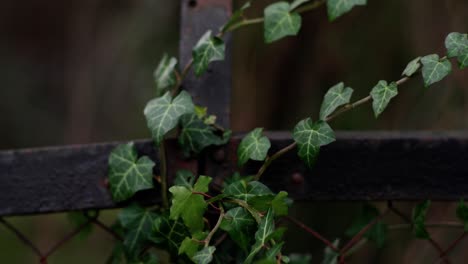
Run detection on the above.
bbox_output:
[326,0,366,21]
[402,57,421,77]
[445,32,468,58]
[174,169,196,189]
[150,213,189,253]
[421,54,452,87]
[107,241,126,264]
[319,82,353,120]
[456,199,468,231]
[345,204,386,248]
[169,176,212,232]
[144,91,195,146]
[321,239,339,264]
[179,232,207,259]
[193,31,225,76]
[118,205,158,257]
[370,80,398,118]
[108,143,155,202]
[271,191,289,216]
[220,207,256,251]
[290,0,311,10]
[193,246,216,264]
[412,200,431,239]
[458,52,468,69]
[245,209,275,264]
[237,128,271,166]
[264,2,302,43]
[293,118,335,168]
[179,113,230,155]
[154,54,177,96]
[222,2,251,32]
[225,180,273,203]
[264,242,284,261]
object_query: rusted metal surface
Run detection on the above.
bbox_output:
[179,0,232,128]
[2,132,468,216]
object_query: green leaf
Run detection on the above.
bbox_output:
[108,143,155,202]
[220,207,256,251]
[445,32,468,58]
[412,200,431,239]
[458,52,468,69]
[326,0,366,21]
[107,241,126,264]
[179,232,207,259]
[290,0,311,10]
[154,54,177,96]
[319,82,353,120]
[264,2,302,43]
[118,205,158,257]
[293,118,335,168]
[194,105,208,119]
[144,91,195,146]
[370,80,398,118]
[264,241,285,260]
[193,31,225,77]
[222,2,251,32]
[402,56,421,77]
[421,54,452,87]
[179,113,230,155]
[345,203,387,248]
[271,191,289,216]
[150,213,189,253]
[169,176,212,232]
[245,209,275,264]
[456,199,468,231]
[321,239,340,264]
[237,128,271,167]
[193,246,216,264]
[225,180,273,203]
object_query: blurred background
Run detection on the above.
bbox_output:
[0,0,467,263]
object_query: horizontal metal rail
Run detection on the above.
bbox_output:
[1,131,468,217]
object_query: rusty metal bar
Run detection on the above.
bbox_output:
[2,132,468,217]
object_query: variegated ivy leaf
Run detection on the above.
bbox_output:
[220,207,256,251]
[326,0,366,21]
[445,32,468,58]
[144,91,194,146]
[225,180,273,202]
[193,246,216,264]
[264,2,302,44]
[237,128,271,167]
[154,54,177,96]
[292,118,335,168]
[290,0,311,10]
[179,113,231,155]
[319,82,353,120]
[244,209,275,264]
[421,54,452,87]
[192,30,225,77]
[459,52,468,69]
[118,204,158,258]
[322,239,340,264]
[221,2,251,32]
[412,200,431,239]
[150,213,189,254]
[402,57,421,77]
[169,176,212,232]
[370,80,398,118]
[108,143,155,202]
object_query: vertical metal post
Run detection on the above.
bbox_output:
[179,0,232,128]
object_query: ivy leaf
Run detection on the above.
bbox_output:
[193,30,225,77]
[321,239,340,264]
[421,54,452,87]
[169,176,212,232]
[456,199,468,231]
[293,118,335,168]
[402,57,421,77]
[144,91,195,146]
[225,180,273,203]
[264,242,285,261]
[326,0,366,21]
[370,80,398,118]
[445,32,468,58]
[193,246,216,264]
[458,52,468,69]
[245,209,275,264]
[264,2,302,44]
[108,143,155,202]
[220,207,256,251]
[222,2,251,32]
[150,213,189,254]
[179,232,207,259]
[290,0,311,11]
[345,203,387,248]
[237,128,271,167]
[174,169,196,189]
[319,82,353,120]
[179,113,231,155]
[154,54,177,96]
[194,105,208,119]
[412,200,431,239]
[118,205,158,257]
[271,191,290,216]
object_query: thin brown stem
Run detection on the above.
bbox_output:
[204,207,225,247]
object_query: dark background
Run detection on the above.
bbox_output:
[0,0,467,263]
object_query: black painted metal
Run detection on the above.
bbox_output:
[2,132,468,216]
[179,0,232,128]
